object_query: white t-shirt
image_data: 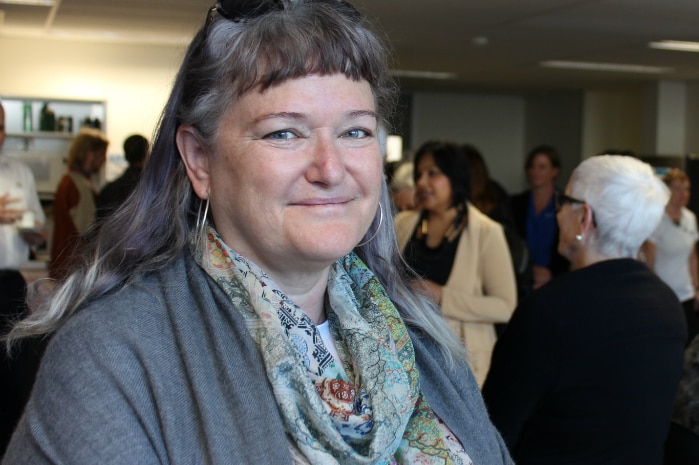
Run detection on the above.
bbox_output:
[0,154,46,270]
[649,208,699,302]
[316,320,341,363]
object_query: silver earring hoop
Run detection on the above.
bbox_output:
[195,196,210,244]
[357,204,383,247]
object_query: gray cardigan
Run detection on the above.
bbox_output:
[3,252,512,464]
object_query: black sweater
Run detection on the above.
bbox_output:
[483,258,687,465]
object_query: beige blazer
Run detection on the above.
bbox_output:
[395,203,517,386]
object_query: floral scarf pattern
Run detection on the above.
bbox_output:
[197,226,472,465]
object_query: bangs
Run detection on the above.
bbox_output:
[187,1,396,145]
[212,6,386,97]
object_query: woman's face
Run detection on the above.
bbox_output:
[527,153,559,189]
[80,148,107,175]
[414,154,453,213]
[668,179,690,209]
[182,74,382,277]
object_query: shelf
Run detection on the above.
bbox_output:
[2,96,106,196]
[7,131,74,140]
[6,131,74,151]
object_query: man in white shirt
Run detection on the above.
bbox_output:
[0,100,47,457]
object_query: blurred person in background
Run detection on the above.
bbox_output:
[387,161,416,213]
[466,144,532,304]
[0,101,46,458]
[483,155,686,465]
[668,332,699,464]
[642,168,699,345]
[510,144,569,289]
[49,128,108,280]
[395,140,516,386]
[96,134,149,221]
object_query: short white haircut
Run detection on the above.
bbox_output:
[568,155,669,258]
[390,162,414,192]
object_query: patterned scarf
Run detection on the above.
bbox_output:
[197,226,471,464]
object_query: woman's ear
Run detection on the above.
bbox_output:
[580,203,595,232]
[176,125,210,199]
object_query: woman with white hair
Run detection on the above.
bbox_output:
[482,155,687,465]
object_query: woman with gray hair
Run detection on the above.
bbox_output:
[482,155,687,465]
[2,1,512,464]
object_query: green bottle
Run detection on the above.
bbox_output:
[22,101,33,132]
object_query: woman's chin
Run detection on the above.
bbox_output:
[293,232,364,263]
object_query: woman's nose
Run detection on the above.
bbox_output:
[306,135,345,185]
[415,172,428,187]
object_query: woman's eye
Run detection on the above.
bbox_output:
[264,130,298,140]
[342,128,371,139]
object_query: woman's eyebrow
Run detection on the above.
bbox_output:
[254,111,305,123]
[348,110,378,120]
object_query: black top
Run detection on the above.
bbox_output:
[482,258,687,465]
[486,180,518,233]
[96,166,143,221]
[510,189,570,276]
[403,232,460,286]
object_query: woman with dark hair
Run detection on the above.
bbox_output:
[2,2,512,463]
[510,144,569,289]
[395,140,516,386]
[466,144,532,302]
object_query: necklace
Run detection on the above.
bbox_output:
[667,208,682,226]
[417,205,468,247]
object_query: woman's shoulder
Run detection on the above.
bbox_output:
[54,274,175,350]
[682,207,699,227]
[53,254,206,350]
[393,210,420,244]
[394,209,420,226]
[466,203,506,242]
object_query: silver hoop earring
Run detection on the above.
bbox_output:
[356,204,384,247]
[195,196,210,244]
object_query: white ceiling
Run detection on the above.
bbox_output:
[3,0,699,92]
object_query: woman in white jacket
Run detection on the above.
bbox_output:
[395,141,517,386]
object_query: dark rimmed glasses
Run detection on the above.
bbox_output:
[554,191,597,226]
[554,191,586,212]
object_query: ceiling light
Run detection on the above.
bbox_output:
[0,0,54,5]
[389,69,458,80]
[649,40,699,53]
[540,60,672,74]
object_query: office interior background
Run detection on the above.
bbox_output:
[2,0,699,196]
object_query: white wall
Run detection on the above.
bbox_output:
[1,36,186,180]
[685,83,699,155]
[582,86,644,159]
[525,91,584,187]
[410,92,527,192]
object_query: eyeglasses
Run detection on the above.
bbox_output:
[554,191,587,212]
[204,0,360,37]
[554,191,597,226]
